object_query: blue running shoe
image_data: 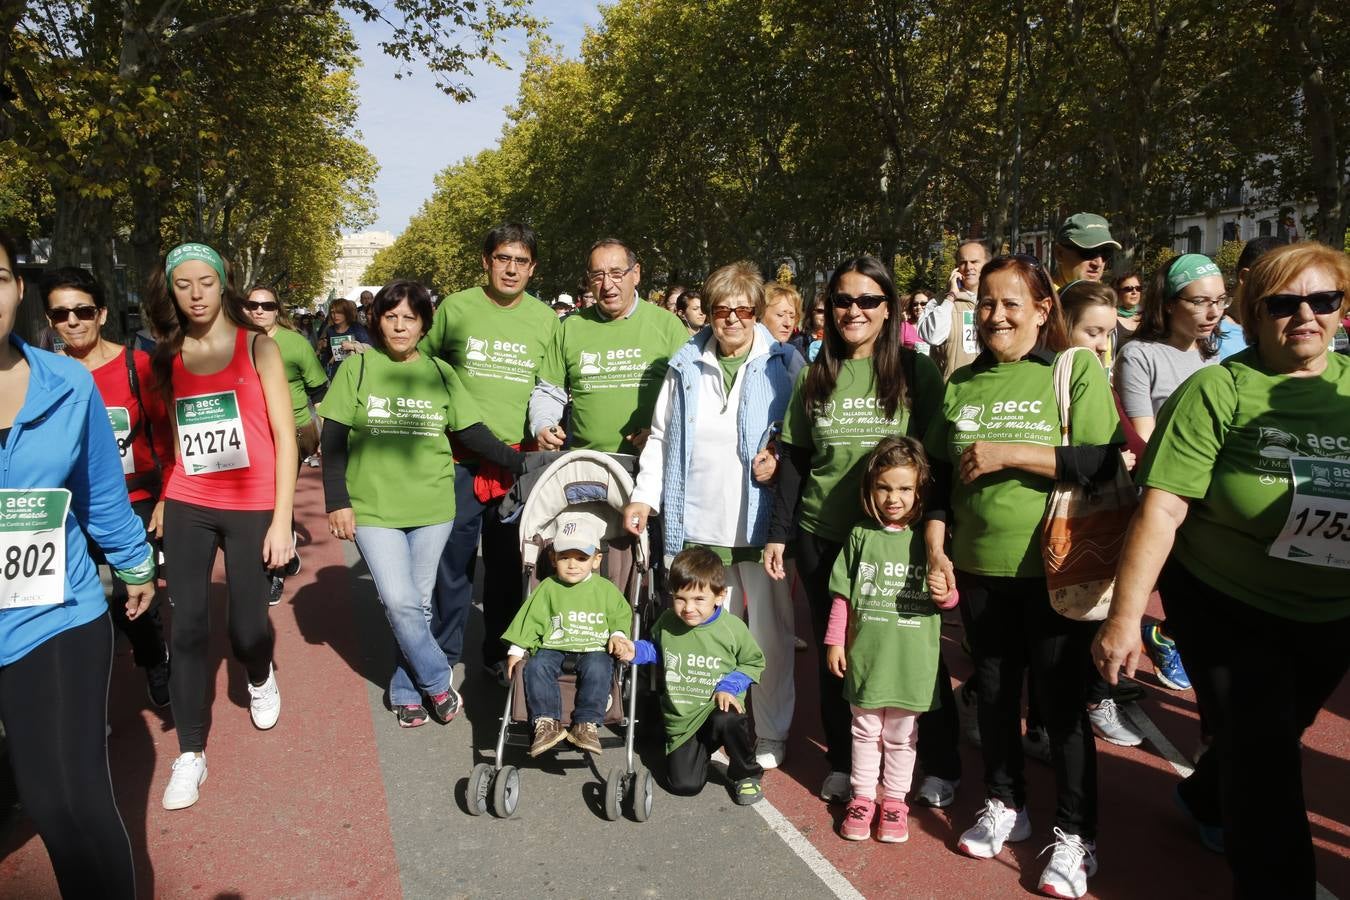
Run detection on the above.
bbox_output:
[1142,622,1191,690]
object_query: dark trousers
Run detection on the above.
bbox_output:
[431,464,523,668]
[916,653,961,781]
[958,570,1098,839]
[0,614,135,899]
[666,709,763,795]
[796,530,851,771]
[523,649,613,724]
[163,500,275,753]
[1161,559,1349,900]
[93,497,167,669]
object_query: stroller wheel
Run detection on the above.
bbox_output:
[632,767,653,823]
[467,764,493,816]
[602,766,625,821]
[491,765,520,818]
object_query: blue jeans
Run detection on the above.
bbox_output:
[355,522,454,706]
[431,464,523,668]
[522,649,614,725]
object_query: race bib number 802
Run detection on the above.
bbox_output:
[0,488,70,609]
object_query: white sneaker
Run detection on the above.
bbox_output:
[1088,699,1143,747]
[913,774,959,808]
[162,752,207,810]
[958,798,1032,858]
[819,770,851,803]
[755,738,787,770]
[710,747,730,766]
[248,664,281,730]
[1037,827,1098,898]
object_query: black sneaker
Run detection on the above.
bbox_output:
[283,549,301,578]
[146,658,171,708]
[268,575,284,606]
[430,686,462,724]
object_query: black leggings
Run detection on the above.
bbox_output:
[796,531,850,772]
[0,614,135,899]
[163,500,275,753]
[92,497,167,669]
[1162,559,1349,899]
[958,570,1098,839]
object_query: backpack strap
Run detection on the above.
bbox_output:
[123,343,164,492]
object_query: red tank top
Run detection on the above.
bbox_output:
[164,327,277,510]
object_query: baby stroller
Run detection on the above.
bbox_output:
[466,450,658,822]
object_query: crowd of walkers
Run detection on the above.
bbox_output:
[0,215,1346,900]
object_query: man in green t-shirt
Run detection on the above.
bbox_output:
[529,238,690,455]
[422,223,557,683]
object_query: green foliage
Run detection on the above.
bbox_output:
[1214,240,1245,282]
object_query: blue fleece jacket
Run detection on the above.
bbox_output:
[0,336,153,666]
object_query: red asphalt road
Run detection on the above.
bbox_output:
[2,467,1347,898]
[0,468,400,898]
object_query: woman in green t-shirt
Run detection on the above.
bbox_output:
[763,255,943,803]
[1094,243,1350,898]
[318,281,526,728]
[925,255,1122,898]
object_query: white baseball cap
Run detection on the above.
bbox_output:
[553,512,603,555]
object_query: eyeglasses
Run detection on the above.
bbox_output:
[46,305,100,323]
[1262,290,1345,318]
[1176,294,1231,311]
[241,300,280,312]
[1118,285,1142,294]
[586,262,637,285]
[830,293,887,311]
[491,253,532,268]
[711,306,756,322]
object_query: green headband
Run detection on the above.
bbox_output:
[1166,254,1221,299]
[165,243,226,285]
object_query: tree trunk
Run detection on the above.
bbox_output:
[1280,0,1346,247]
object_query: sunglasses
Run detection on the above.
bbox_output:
[1068,245,1111,262]
[830,293,887,311]
[1262,290,1344,318]
[711,305,756,322]
[1118,285,1142,293]
[241,300,280,312]
[46,305,100,323]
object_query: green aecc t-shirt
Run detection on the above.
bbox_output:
[650,608,765,753]
[829,521,942,711]
[317,350,481,528]
[273,327,327,427]
[419,286,556,446]
[499,574,632,653]
[925,350,1122,578]
[538,301,690,453]
[781,352,945,543]
[1139,348,1350,622]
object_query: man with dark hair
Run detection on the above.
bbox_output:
[530,238,688,454]
[421,222,559,683]
[1218,235,1292,359]
[1052,213,1121,287]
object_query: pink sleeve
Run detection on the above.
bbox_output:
[824,595,850,646]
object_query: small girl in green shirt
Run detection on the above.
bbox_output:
[825,437,956,843]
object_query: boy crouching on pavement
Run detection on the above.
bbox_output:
[502,513,632,756]
[618,546,766,805]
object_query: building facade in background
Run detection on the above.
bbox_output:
[323,231,394,303]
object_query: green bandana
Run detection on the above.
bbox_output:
[165,243,226,284]
[1165,254,1221,299]
[1116,305,1138,320]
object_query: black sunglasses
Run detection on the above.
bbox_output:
[830,293,887,311]
[46,305,100,323]
[1066,245,1111,262]
[1262,290,1344,318]
[241,300,281,312]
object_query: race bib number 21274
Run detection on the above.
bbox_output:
[175,391,250,475]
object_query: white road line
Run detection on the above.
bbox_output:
[753,797,865,900]
[1122,702,1341,900]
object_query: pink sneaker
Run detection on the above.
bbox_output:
[840,797,875,841]
[877,798,910,843]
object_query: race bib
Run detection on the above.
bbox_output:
[108,406,134,475]
[0,489,70,609]
[1268,457,1350,569]
[960,309,977,354]
[331,334,354,361]
[176,391,250,475]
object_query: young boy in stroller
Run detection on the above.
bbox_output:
[501,511,634,756]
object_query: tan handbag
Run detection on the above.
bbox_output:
[1042,347,1138,621]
